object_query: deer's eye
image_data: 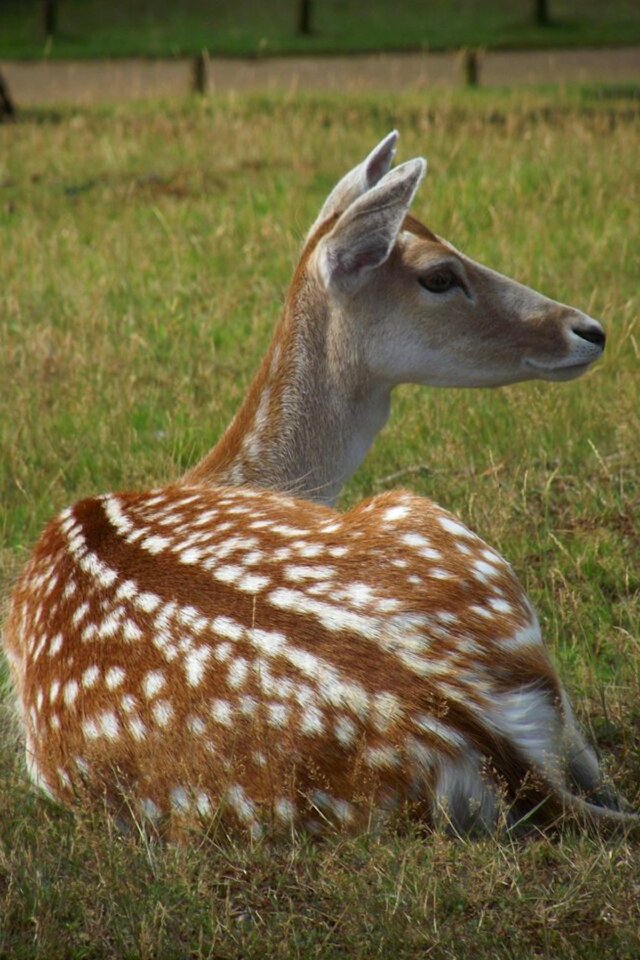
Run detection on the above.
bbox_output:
[419,269,458,294]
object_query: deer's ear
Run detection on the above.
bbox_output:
[317,158,426,293]
[307,131,399,237]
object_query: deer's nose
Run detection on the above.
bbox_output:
[571,320,606,350]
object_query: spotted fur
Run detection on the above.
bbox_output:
[4,486,632,834]
[3,134,631,836]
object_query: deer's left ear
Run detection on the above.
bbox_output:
[307,131,399,238]
[317,157,426,293]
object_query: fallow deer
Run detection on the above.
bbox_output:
[4,133,634,837]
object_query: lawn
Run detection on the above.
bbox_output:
[1,88,639,957]
[1,0,640,59]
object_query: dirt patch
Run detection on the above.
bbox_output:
[1,46,639,106]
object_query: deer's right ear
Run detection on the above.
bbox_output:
[307,131,399,237]
[317,157,426,293]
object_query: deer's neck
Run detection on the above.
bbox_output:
[181,280,391,505]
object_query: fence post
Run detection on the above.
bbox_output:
[191,51,209,95]
[535,0,550,27]
[461,49,480,87]
[43,0,58,38]
[0,70,16,121]
[298,0,313,35]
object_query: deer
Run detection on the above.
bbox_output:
[4,132,635,838]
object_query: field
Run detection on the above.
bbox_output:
[1,88,639,957]
[2,0,640,59]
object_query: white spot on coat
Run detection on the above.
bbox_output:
[152,700,173,727]
[105,666,126,689]
[184,646,212,686]
[143,671,165,699]
[82,666,100,689]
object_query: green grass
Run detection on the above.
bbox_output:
[2,0,640,59]
[1,88,639,957]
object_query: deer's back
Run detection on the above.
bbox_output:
[5,483,558,832]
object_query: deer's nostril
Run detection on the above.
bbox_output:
[572,324,606,349]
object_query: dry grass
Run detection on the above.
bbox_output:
[1,88,639,957]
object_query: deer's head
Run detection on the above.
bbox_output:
[307,132,605,389]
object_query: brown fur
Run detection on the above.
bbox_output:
[6,482,589,834]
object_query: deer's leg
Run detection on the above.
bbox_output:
[432,751,499,835]
[560,693,622,811]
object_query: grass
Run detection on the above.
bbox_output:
[1,88,639,956]
[2,0,640,59]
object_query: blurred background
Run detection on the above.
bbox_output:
[3,0,640,56]
[1,0,639,108]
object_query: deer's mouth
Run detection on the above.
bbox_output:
[525,359,594,381]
